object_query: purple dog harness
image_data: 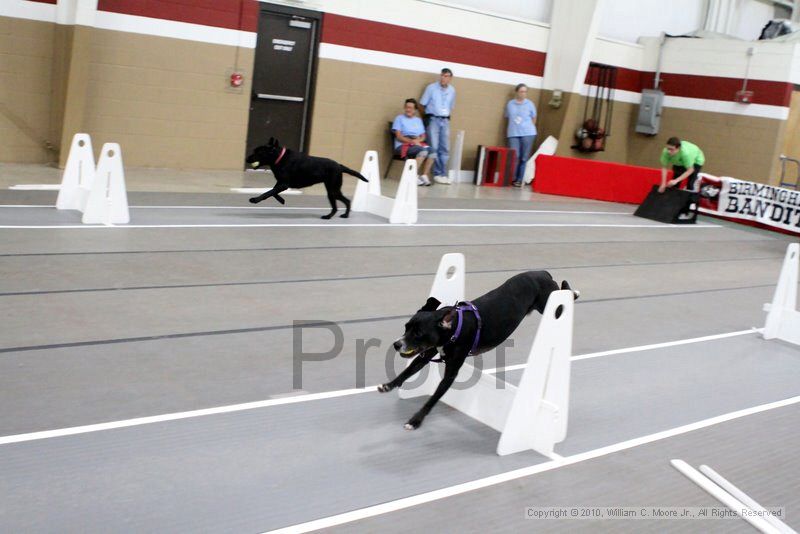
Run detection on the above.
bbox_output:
[439,301,482,359]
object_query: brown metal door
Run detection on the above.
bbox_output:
[245,7,319,165]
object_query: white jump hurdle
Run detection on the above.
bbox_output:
[399,253,574,457]
[56,133,95,212]
[351,150,417,224]
[763,243,800,346]
[82,143,129,224]
[56,134,130,224]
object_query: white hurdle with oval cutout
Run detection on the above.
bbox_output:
[56,134,130,224]
[763,243,800,346]
[398,253,574,457]
[82,142,129,224]
[56,133,95,212]
[351,150,418,224]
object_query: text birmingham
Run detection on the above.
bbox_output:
[724,182,800,227]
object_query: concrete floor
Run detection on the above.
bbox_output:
[0,164,798,533]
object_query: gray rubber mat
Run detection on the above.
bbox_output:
[0,334,797,532]
[329,403,800,534]
[0,204,710,227]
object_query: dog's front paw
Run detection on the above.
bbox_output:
[404,415,424,430]
[274,195,286,205]
[321,214,334,220]
[249,197,260,204]
[340,213,349,218]
[377,383,394,393]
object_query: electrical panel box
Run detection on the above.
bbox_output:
[635,88,664,135]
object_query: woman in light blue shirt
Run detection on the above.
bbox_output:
[504,83,537,187]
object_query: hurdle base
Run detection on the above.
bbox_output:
[352,150,418,224]
[763,243,800,346]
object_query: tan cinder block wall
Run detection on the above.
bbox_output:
[778,90,800,184]
[308,58,539,174]
[82,28,253,169]
[628,107,782,183]
[0,16,57,163]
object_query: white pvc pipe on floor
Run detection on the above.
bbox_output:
[699,465,797,534]
[670,459,780,534]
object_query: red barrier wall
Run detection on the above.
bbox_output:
[533,155,668,204]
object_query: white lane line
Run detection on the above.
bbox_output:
[0,388,371,446]
[485,328,762,374]
[230,188,303,194]
[0,223,721,229]
[0,328,765,446]
[419,208,632,215]
[266,395,800,534]
[0,205,633,215]
[8,185,60,190]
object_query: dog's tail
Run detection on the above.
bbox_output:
[341,165,369,182]
[561,280,580,301]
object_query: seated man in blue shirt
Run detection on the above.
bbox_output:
[392,98,435,186]
[419,68,455,184]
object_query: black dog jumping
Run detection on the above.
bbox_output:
[246,138,368,219]
[380,271,579,430]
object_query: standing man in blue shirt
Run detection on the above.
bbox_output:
[419,68,456,185]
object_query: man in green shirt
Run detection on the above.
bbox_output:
[658,137,705,194]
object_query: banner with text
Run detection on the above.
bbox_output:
[697,174,800,234]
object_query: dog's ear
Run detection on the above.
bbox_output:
[417,296,440,312]
[273,138,281,147]
[268,137,275,146]
[439,308,457,330]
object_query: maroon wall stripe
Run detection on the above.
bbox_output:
[321,13,546,76]
[98,0,258,32]
[585,65,791,107]
[65,1,798,105]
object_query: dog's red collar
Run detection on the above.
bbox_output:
[274,147,286,165]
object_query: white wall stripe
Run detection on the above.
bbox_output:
[579,84,788,120]
[0,0,56,23]
[93,10,256,48]
[663,95,789,120]
[319,43,543,88]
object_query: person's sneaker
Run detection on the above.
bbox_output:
[420,174,431,186]
[512,181,522,187]
[417,176,426,186]
[434,175,449,184]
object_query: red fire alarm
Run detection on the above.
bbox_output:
[230,72,244,88]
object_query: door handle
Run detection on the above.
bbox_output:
[256,93,304,102]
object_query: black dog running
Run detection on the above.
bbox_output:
[380,271,580,430]
[246,137,368,219]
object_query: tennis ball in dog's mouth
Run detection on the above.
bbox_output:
[250,161,260,168]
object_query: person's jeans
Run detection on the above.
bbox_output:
[508,135,536,183]
[426,117,450,177]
